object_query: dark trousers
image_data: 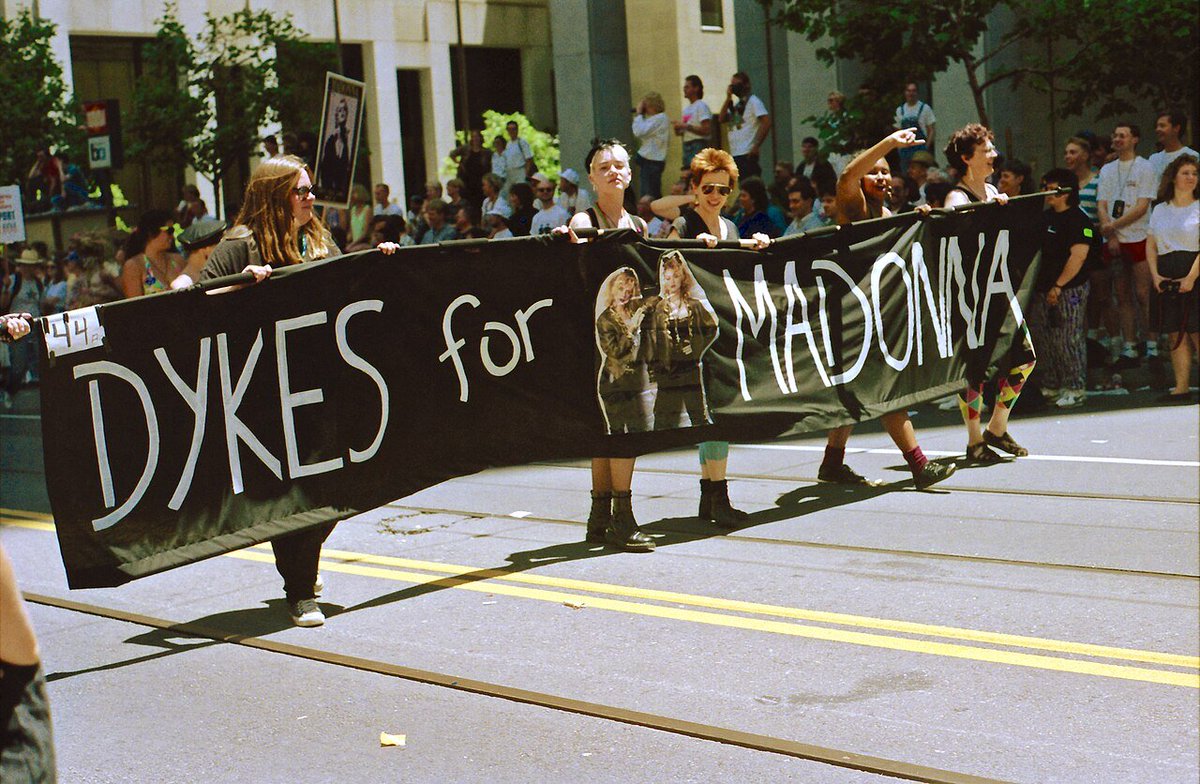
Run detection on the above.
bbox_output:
[733,154,762,180]
[637,155,665,199]
[271,523,336,602]
[1,663,56,783]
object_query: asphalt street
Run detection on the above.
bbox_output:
[1,386,1197,783]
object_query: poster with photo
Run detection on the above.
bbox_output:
[313,72,366,208]
[594,250,718,434]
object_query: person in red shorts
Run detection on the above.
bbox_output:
[1097,123,1158,367]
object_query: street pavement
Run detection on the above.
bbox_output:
[1,385,1197,783]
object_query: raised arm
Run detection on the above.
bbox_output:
[836,130,919,220]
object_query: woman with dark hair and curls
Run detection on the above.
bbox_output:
[816,129,957,490]
[942,124,1036,463]
[121,209,185,297]
[200,155,400,626]
[1146,154,1200,403]
[735,176,781,239]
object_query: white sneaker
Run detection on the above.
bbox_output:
[289,598,325,627]
[1040,387,1060,401]
[1055,390,1085,408]
[936,394,960,410]
[313,573,324,597]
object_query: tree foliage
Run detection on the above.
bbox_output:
[130,3,308,216]
[764,0,1197,131]
[0,9,81,188]
[441,110,560,180]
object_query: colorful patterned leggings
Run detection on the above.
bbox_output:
[958,324,1037,421]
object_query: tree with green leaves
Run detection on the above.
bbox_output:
[443,110,560,181]
[765,0,1197,131]
[0,9,82,193]
[130,3,310,217]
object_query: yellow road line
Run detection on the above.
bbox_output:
[8,510,1197,678]
[226,550,1200,688]
[303,546,1200,670]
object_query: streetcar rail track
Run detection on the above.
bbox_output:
[25,591,1018,784]
[380,501,1200,581]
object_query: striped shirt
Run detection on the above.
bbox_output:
[1077,169,1099,225]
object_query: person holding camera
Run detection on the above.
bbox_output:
[1146,154,1199,404]
[631,92,670,199]
[1097,123,1158,368]
[718,72,771,180]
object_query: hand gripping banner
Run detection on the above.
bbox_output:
[36,198,1043,587]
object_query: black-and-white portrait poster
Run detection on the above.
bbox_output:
[313,72,365,208]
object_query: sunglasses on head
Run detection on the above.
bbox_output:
[700,183,732,196]
[293,185,315,198]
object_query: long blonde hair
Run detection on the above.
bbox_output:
[234,155,333,266]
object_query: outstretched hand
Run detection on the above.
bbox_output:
[2,313,33,341]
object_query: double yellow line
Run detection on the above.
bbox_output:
[5,509,1198,688]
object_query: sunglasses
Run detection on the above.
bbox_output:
[700,183,732,196]
[293,185,315,198]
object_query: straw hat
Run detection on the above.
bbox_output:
[15,249,46,265]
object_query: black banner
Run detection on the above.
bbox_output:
[37,200,1042,587]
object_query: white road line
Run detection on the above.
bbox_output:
[733,444,1200,468]
[0,415,42,421]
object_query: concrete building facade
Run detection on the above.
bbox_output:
[4,0,1176,218]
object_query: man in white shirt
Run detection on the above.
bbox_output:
[1149,111,1198,185]
[372,183,403,216]
[1097,122,1159,365]
[719,71,771,179]
[499,121,534,190]
[893,82,936,174]
[673,75,713,167]
[782,178,823,237]
[554,168,592,215]
[529,173,571,235]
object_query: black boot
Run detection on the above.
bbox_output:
[586,491,611,543]
[606,491,655,552]
[709,479,748,529]
[698,479,714,520]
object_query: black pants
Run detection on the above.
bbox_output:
[271,523,336,602]
[1,663,55,783]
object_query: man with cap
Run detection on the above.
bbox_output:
[170,218,228,289]
[486,207,514,239]
[555,168,592,215]
[906,150,936,206]
[0,249,46,403]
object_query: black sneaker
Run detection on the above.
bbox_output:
[818,463,882,486]
[914,461,956,490]
[966,442,1005,464]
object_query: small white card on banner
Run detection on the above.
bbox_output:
[42,306,106,358]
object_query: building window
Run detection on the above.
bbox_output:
[700,0,723,31]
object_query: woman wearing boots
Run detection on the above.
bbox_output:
[651,147,770,525]
[564,139,655,552]
[943,124,1036,460]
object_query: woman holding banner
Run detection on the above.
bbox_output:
[819,129,957,490]
[562,139,656,553]
[943,124,1036,462]
[652,147,769,526]
[199,155,399,627]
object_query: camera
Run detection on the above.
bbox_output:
[1160,279,1181,293]
[1112,200,1125,219]
[730,81,749,99]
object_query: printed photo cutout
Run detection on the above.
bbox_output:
[644,249,718,430]
[313,72,366,208]
[594,266,655,434]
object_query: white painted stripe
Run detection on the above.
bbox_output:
[0,414,42,421]
[733,443,1200,468]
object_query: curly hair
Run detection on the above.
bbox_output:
[1156,153,1200,204]
[688,148,738,188]
[944,124,994,176]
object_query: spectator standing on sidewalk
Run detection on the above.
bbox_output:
[894,82,936,174]
[1097,122,1158,368]
[632,92,670,199]
[719,72,771,180]
[1149,111,1198,185]
[674,75,713,168]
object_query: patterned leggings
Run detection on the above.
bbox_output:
[958,323,1037,421]
[1026,283,1090,391]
